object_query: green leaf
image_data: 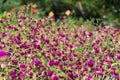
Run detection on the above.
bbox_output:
[58,71,66,77]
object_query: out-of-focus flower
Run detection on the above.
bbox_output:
[32,8,38,14]
[32,3,37,8]
[21,6,25,11]
[10,70,16,79]
[11,7,15,12]
[38,71,42,75]
[1,62,7,68]
[117,55,120,59]
[88,32,93,37]
[87,59,95,67]
[0,50,9,61]
[19,71,26,79]
[29,72,34,77]
[6,13,12,18]
[62,56,67,61]
[19,63,26,71]
[47,70,53,76]
[51,75,59,80]
[49,11,54,17]
[65,10,71,16]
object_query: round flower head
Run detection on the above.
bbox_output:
[49,11,54,17]
[51,75,59,80]
[0,50,9,61]
[87,59,95,67]
[65,10,71,16]
[6,13,12,18]
[19,63,26,71]
[117,55,120,59]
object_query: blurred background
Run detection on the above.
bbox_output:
[0,0,120,26]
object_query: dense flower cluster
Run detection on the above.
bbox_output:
[0,5,120,80]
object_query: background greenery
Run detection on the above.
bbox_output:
[0,0,120,26]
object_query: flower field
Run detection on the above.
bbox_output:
[1,5,120,80]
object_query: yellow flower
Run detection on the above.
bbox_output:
[65,10,71,16]
[49,11,54,17]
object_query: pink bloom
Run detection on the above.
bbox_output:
[0,50,9,61]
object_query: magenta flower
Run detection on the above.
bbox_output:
[67,71,73,78]
[29,72,34,77]
[88,32,93,37]
[51,75,59,80]
[49,59,54,66]
[117,55,120,59]
[56,52,62,56]
[0,50,9,61]
[73,74,78,78]
[38,71,42,75]
[47,71,53,76]
[10,70,16,80]
[12,60,18,64]
[87,59,95,67]
[62,56,67,61]
[54,60,60,65]
[19,63,26,71]
[19,71,26,79]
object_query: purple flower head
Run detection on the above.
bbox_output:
[49,59,54,66]
[0,20,3,23]
[51,75,59,80]
[44,38,49,43]
[117,55,120,59]
[29,72,34,77]
[38,71,42,75]
[34,59,41,66]
[74,34,78,38]
[62,56,67,61]
[73,74,78,78]
[73,53,78,57]
[108,53,114,57]
[47,70,53,76]
[94,47,99,54]
[59,33,65,37]
[33,44,41,50]
[10,70,16,79]
[69,57,73,61]
[21,42,28,49]
[95,39,100,44]
[12,60,18,64]
[87,59,95,67]
[56,52,62,56]
[88,32,93,37]
[28,65,33,70]
[102,47,107,52]
[0,50,8,57]
[20,63,26,69]
[19,71,26,79]
[0,50,9,61]
[2,32,7,37]
[67,71,73,78]
[15,40,21,44]
[54,60,60,65]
